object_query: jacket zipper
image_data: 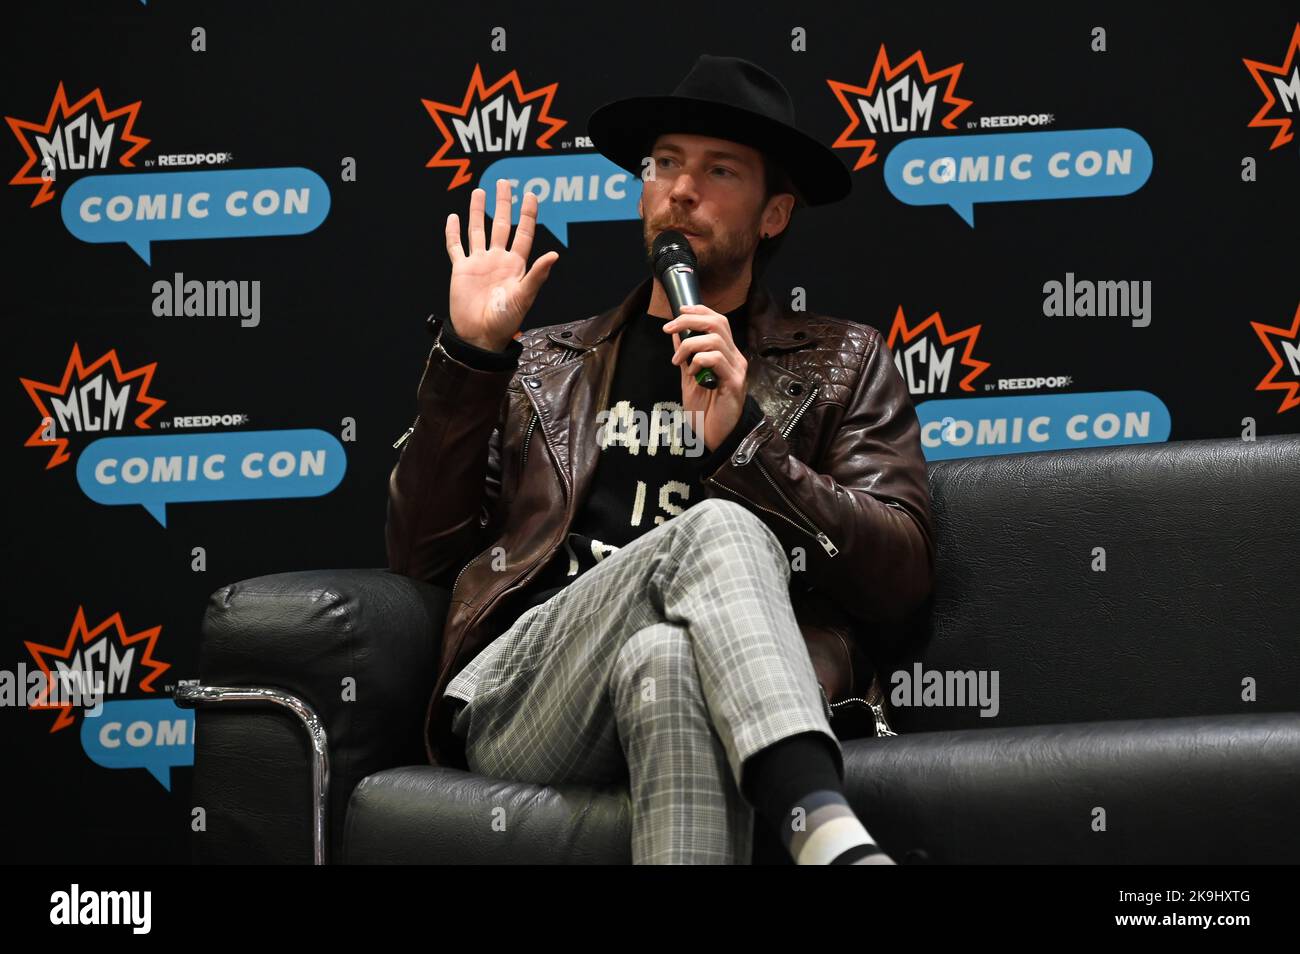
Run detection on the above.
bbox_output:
[450,517,554,607]
[520,411,538,470]
[779,383,819,439]
[828,668,899,737]
[393,416,418,450]
[829,696,872,709]
[705,466,837,556]
[450,550,476,601]
[704,383,837,556]
[755,459,838,555]
[825,693,897,737]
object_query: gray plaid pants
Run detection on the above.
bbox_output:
[444,497,843,864]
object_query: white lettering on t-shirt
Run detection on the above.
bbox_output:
[597,400,704,457]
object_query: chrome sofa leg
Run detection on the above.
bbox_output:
[175,684,330,865]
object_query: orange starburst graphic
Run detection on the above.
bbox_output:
[828,46,973,171]
[887,307,990,393]
[5,82,150,208]
[1243,23,1300,151]
[25,607,170,733]
[19,343,166,469]
[1251,303,1300,413]
[422,64,567,189]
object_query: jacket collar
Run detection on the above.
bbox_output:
[545,274,815,356]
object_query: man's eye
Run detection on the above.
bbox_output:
[713,167,734,177]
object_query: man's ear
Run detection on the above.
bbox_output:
[762,193,795,239]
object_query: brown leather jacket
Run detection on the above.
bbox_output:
[386,275,936,767]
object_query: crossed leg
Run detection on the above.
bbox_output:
[452,498,842,863]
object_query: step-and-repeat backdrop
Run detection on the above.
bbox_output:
[5,2,1297,861]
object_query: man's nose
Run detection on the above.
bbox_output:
[668,171,699,202]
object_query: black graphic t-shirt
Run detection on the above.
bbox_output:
[440,302,765,629]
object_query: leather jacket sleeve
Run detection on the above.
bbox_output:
[699,331,935,630]
[691,393,767,481]
[385,320,520,586]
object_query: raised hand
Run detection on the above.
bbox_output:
[444,177,559,350]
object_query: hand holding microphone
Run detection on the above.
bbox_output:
[651,229,719,389]
[652,229,750,453]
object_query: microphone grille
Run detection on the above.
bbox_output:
[651,229,697,279]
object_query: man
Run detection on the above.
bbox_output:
[386,55,935,864]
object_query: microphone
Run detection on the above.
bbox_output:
[651,229,718,389]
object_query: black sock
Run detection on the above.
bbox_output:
[744,731,843,826]
[744,731,884,863]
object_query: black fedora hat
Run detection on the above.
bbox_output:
[587,54,852,207]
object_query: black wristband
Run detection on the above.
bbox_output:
[437,313,522,370]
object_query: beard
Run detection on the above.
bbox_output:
[642,214,760,293]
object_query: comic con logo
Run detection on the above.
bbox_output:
[829,47,1154,225]
[6,86,329,262]
[917,391,1171,461]
[1243,23,1300,156]
[827,45,973,171]
[21,344,166,469]
[4,82,149,208]
[887,308,990,396]
[423,64,568,189]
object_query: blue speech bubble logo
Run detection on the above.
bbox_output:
[81,698,194,791]
[76,428,347,526]
[477,154,643,245]
[61,167,331,264]
[883,128,1153,226]
[916,390,1171,461]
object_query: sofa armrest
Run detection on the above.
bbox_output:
[341,767,633,864]
[191,567,448,863]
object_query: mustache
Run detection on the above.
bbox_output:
[656,222,706,235]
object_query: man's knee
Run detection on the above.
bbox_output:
[612,623,697,711]
[687,498,791,578]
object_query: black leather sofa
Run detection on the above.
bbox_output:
[181,434,1300,864]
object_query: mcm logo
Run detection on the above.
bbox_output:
[887,307,990,396]
[5,82,150,208]
[828,45,973,171]
[422,63,567,189]
[1243,22,1300,153]
[1252,303,1300,414]
[20,344,166,469]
